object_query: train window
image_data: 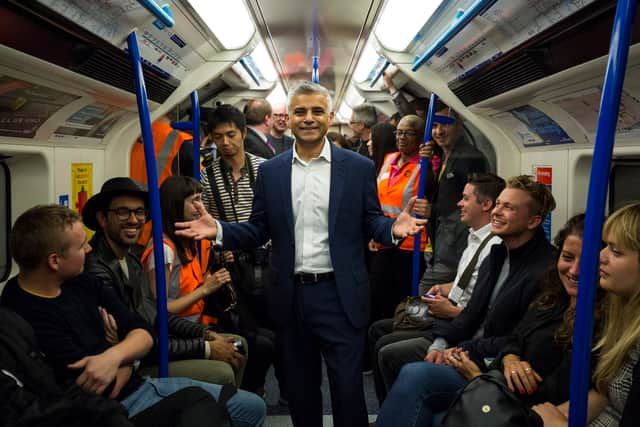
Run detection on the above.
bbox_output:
[0,162,9,282]
[609,161,640,211]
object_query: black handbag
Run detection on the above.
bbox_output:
[392,296,434,331]
[442,370,543,427]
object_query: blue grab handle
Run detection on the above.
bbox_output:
[370,59,390,88]
[127,31,169,377]
[412,93,439,296]
[137,0,174,27]
[191,91,201,181]
[239,58,261,86]
[568,1,637,426]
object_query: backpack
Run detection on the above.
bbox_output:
[0,307,132,427]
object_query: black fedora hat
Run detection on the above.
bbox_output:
[82,177,149,231]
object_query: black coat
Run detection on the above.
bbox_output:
[491,294,572,405]
[84,232,208,361]
[433,227,554,356]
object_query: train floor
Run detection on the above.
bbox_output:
[263,362,380,426]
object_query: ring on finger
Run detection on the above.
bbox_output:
[525,367,531,373]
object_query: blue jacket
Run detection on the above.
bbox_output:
[221,142,395,328]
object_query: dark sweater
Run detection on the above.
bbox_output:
[0,274,153,400]
[433,227,554,356]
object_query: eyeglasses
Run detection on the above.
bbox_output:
[394,130,418,137]
[107,207,148,221]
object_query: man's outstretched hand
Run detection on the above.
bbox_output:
[392,197,428,239]
[174,201,218,240]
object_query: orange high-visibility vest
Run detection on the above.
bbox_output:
[377,152,430,252]
[130,120,192,247]
[142,237,212,325]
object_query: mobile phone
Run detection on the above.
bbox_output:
[423,293,437,299]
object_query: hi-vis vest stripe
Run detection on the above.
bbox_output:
[131,129,180,190]
[142,237,210,324]
[377,152,430,252]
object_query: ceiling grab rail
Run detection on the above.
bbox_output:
[412,92,438,296]
[239,58,261,86]
[170,91,202,181]
[411,0,496,72]
[137,0,175,27]
[568,1,637,426]
[369,59,390,88]
[127,31,170,377]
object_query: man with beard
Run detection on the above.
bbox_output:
[82,178,246,386]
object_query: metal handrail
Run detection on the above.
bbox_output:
[411,0,496,72]
[412,93,438,296]
[568,1,637,425]
[127,31,169,377]
[137,0,174,27]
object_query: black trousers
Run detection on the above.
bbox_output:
[278,278,369,427]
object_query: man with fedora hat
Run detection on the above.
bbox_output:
[83,177,247,387]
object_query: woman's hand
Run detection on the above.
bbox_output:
[502,353,543,394]
[202,268,231,296]
[447,350,482,380]
[532,403,568,427]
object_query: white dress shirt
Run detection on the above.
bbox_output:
[448,222,502,307]
[291,138,333,273]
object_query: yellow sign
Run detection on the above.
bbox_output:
[71,163,92,226]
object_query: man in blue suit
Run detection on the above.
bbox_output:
[176,81,426,427]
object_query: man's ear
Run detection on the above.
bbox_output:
[47,253,60,272]
[96,211,108,229]
[528,214,543,230]
[481,198,494,213]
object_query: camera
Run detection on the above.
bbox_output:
[233,339,245,355]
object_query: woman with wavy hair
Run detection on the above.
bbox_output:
[535,202,640,427]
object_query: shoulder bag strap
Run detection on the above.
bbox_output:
[456,232,495,291]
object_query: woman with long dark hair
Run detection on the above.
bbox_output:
[142,176,230,324]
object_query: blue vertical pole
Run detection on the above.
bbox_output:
[412,93,438,296]
[127,31,169,377]
[191,91,201,181]
[568,1,636,426]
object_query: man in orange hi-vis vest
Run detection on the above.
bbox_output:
[130,116,194,250]
[369,115,436,323]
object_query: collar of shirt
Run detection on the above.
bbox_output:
[468,222,494,244]
[291,137,332,166]
[389,152,420,183]
[248,126,268,142]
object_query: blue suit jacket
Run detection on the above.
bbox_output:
[221,142,395,328]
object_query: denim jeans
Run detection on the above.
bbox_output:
[121,377,266,427]
[376,362,468,427]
